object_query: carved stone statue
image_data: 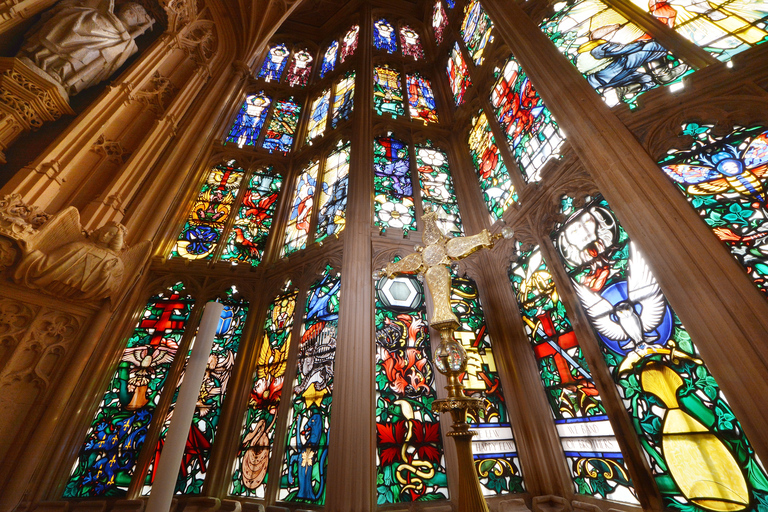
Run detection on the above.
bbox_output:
[17,0,155,96]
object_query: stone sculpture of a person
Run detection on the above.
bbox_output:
[18,0,155,96]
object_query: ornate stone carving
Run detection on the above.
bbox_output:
[180,20,217,66]
[132,71,177,115]
[0,193,50,239]
[92,135,132,164]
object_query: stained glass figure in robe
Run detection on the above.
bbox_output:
[509,246,638,504]
[374,136,416,235]
[660,123,768,299]
[316,141,350,242]
[553,195,768,512]
[279,266,341,505]
[447,42,472,106]
[231,289,298,498]
[172,162,244,260]
[262,99,301,154]
[64,283,194,497]
[221,168,283,266]
[226,93,271,148]
[415,144,463,237]
[374,66,405,118]
[283,160,319,256]
[332,71,355,128]
[490,55,565,183]
[142,291,249,495]
[467,112,516,221]
[406,73,438,125]
[259,44,290,82]
[285,49,313,87]
[432,0,448,45]
[449,277,525,496]
[306,89,331,144]
[400,25,425,60]
[320,40,339,78]
[374,18,398,53]
[340,25,359,62]
[374,273,449,504]
[460,0,494,65]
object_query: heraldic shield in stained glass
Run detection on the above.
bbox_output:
[226,93,271,148]
[374,136,416,235]
[374,66,405,118]
[553,196,768,512]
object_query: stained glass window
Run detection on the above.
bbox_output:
[259,43,290,82]
[447,42,472,106]
[221,168,282,266]
[374,273,449,504]
[660,123,768,298]
[172,162,244,261]
[142,291,249,495]
[306,89,331,144]
[432,0,448,45]
[374,136,416,235]
[407,73,438,125]
[283,160,319,257]
[226,93,271,148]
[340,25,359,62]
[540,0,690,107]
[374,18,398,53]
[415,144,463,237]
[553,196,768,511]
[332,71,355,128]
[460,0,494,65]
[279,266,340,504]
[373,66,405,118]
[509,246,638,504]
[490,55,565,183]
[446,0,455,8]
[285,49,313,87]
[316,141,350,242]
[400,26,425,60]
[64,283,194,497]
[263,99,301,154]
[231,289,298,498]
[321,40,339,78]
[450,277,525,495]
[468,112,516,221]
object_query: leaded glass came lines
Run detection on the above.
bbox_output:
[374,66,405,118]
[316,141,350,242]
[321,41,339,78]
[340,25,360,62]
[307,89,331,144]
[285,49,313,87]
[374,18,398,53]
[433,0,448,44]
[259,44,290,82]
[332,72,355,128]
[263,99,301,154]
[407,73,438,125]
[226,93,271,148]
[283,160,319,257]
[374,136,416,235]
[460,0,494,65]
[400,25,425,60]
[447,42,472,106]
[467,112,516,221]
[415,144,463,237]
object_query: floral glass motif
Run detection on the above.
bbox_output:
[374,136,416,235]
[283,160,319,257]
[332,71,355,128]
[540,0,691,108]
[340,25,360,62]
[285,49,313,87]
[142,292,249,495]
[415,144,463,237]
[306,89,331,143]
[374,18,398,53]
[490,55,565,183]
[374,274,449,504]
[221,168,282,266]
[172,162,244,261]
[321,40,339,78]
[629,0,768,61]
[460,0,494,65]
[400,26,425,60]
[450,277,525,496]
[509,246,638,504]
[316,141,350,242]
[660,123,768,299]
[407,73,438,125]
[226,93,271,148]
[447,42,472,106]
[374,66,405,118]
[259,43,290,82]
[553,196,768,512]
[279,266,341,505]
[432,0,448,45]
[231,290,298,498]
[262,99,301,154]
[64,283,194,498]
[468,112,516,221]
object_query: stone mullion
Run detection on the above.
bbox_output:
[482,0,768,466]
[446,128,491,235]
[407,137,425,232]
[262,156,299,264]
